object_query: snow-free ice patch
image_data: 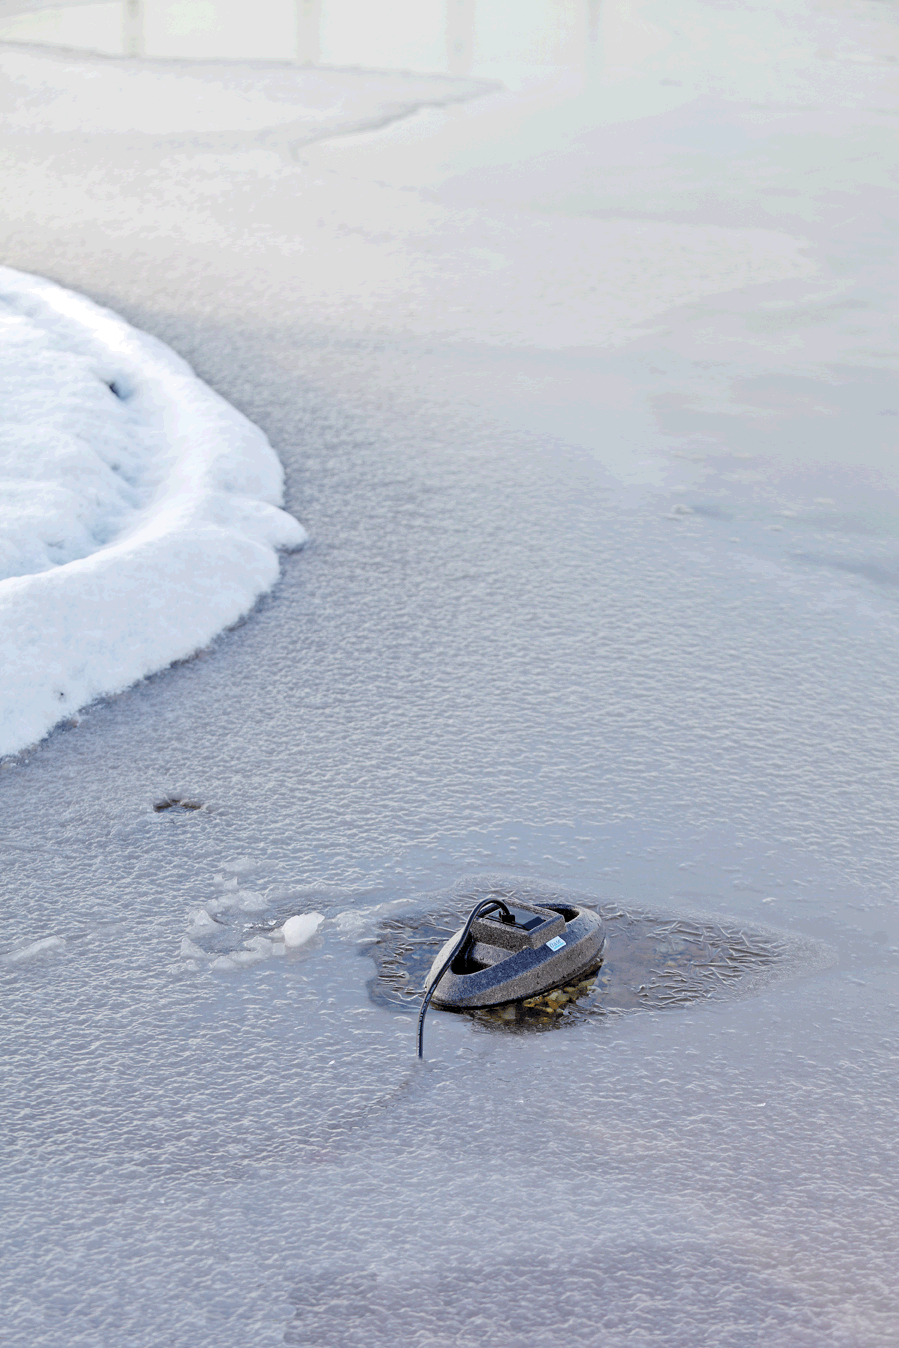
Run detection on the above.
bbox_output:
[0,266,306,758]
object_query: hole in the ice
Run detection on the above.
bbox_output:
[153,796,203,813]
[366,885,787,1034]
[106,379,126,399]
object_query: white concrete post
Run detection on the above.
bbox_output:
[297,0,321,63]
[123,0,143,57]
[446,0,475,75]
[585,0,602,79]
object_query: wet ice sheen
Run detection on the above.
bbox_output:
[2,0,899,1345]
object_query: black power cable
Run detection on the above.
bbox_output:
[417,898,514,1058]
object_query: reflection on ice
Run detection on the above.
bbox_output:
[0,0,601,80]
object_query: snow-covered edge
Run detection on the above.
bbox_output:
[0,266,306,758]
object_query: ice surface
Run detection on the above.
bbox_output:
[1,3,899,1346]
[0,266,305,757]
[0,44,488,138]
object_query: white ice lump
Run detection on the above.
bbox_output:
[0,266,306,759]
[281,913,325,948]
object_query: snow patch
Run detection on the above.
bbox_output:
[179,936,210,961]
[0,266,306,759]
[185,909,220,937]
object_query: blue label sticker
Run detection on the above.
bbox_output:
[546,936,566,951]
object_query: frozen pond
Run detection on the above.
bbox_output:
[2,0,899,1343]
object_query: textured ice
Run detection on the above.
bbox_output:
[2,1,899,1346]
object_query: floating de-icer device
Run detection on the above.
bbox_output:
[417,897,606,1056]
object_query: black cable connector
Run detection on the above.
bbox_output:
[417,897,513,1058]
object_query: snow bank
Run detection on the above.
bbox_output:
[0,266,305,758]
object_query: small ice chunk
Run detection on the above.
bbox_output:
[224,858,256,876]
[230,949,264,967]
[211,955,237,972]
[236,890,268,912]
[333,908,376,935]
[186,909,219,936]
[204,894,237,914]
[243,935,273,957]
[180,937,209,960]
[8,935,65,962]
[332,899,411,938]
[281,913,325,949]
